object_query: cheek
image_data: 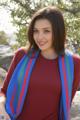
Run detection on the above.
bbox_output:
[47,34,53,42]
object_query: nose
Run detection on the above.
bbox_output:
[37,32,44,40]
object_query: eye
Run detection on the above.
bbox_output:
[44,30,50,33]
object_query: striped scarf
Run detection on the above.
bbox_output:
[5,50,74,120]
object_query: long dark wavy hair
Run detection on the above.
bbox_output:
[28,6,66,55]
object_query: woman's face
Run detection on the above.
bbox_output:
[33,19,54,52]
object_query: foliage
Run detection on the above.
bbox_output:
[15,26,28,47]
[60,1,80,52]
[0,31,9,45]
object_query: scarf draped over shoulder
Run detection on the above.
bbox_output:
[5,49,74,120]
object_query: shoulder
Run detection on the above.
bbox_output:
[73,54,80,80]
[72,53,80,66]
[14,46,28,56]
[65,50,80,65]
[12,47,29,65]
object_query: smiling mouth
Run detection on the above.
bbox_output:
[38,41,47,46]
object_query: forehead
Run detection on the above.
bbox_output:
[34,19,52,29]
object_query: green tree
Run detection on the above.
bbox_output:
[58,0,80,52]
[0,31,9,45]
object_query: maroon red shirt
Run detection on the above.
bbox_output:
[1,48,80,120]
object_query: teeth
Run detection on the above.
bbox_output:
[39,42,45,44]
[38,42,46,45]
[39,43,45,46]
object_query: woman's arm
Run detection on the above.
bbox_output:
[72,54,80,99]
[1,48,26,95]
[0,48,26,119]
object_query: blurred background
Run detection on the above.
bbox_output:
[0,0,80,119]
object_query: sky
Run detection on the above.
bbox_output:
[0,7,17,35]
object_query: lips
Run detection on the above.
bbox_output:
[37,41,47,46]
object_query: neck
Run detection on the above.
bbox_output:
[41,49,58,60]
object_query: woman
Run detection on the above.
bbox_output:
[0,6,80,120]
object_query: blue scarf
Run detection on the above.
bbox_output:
[5,50,74,120]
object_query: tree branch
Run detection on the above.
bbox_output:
[63,7,80,14]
